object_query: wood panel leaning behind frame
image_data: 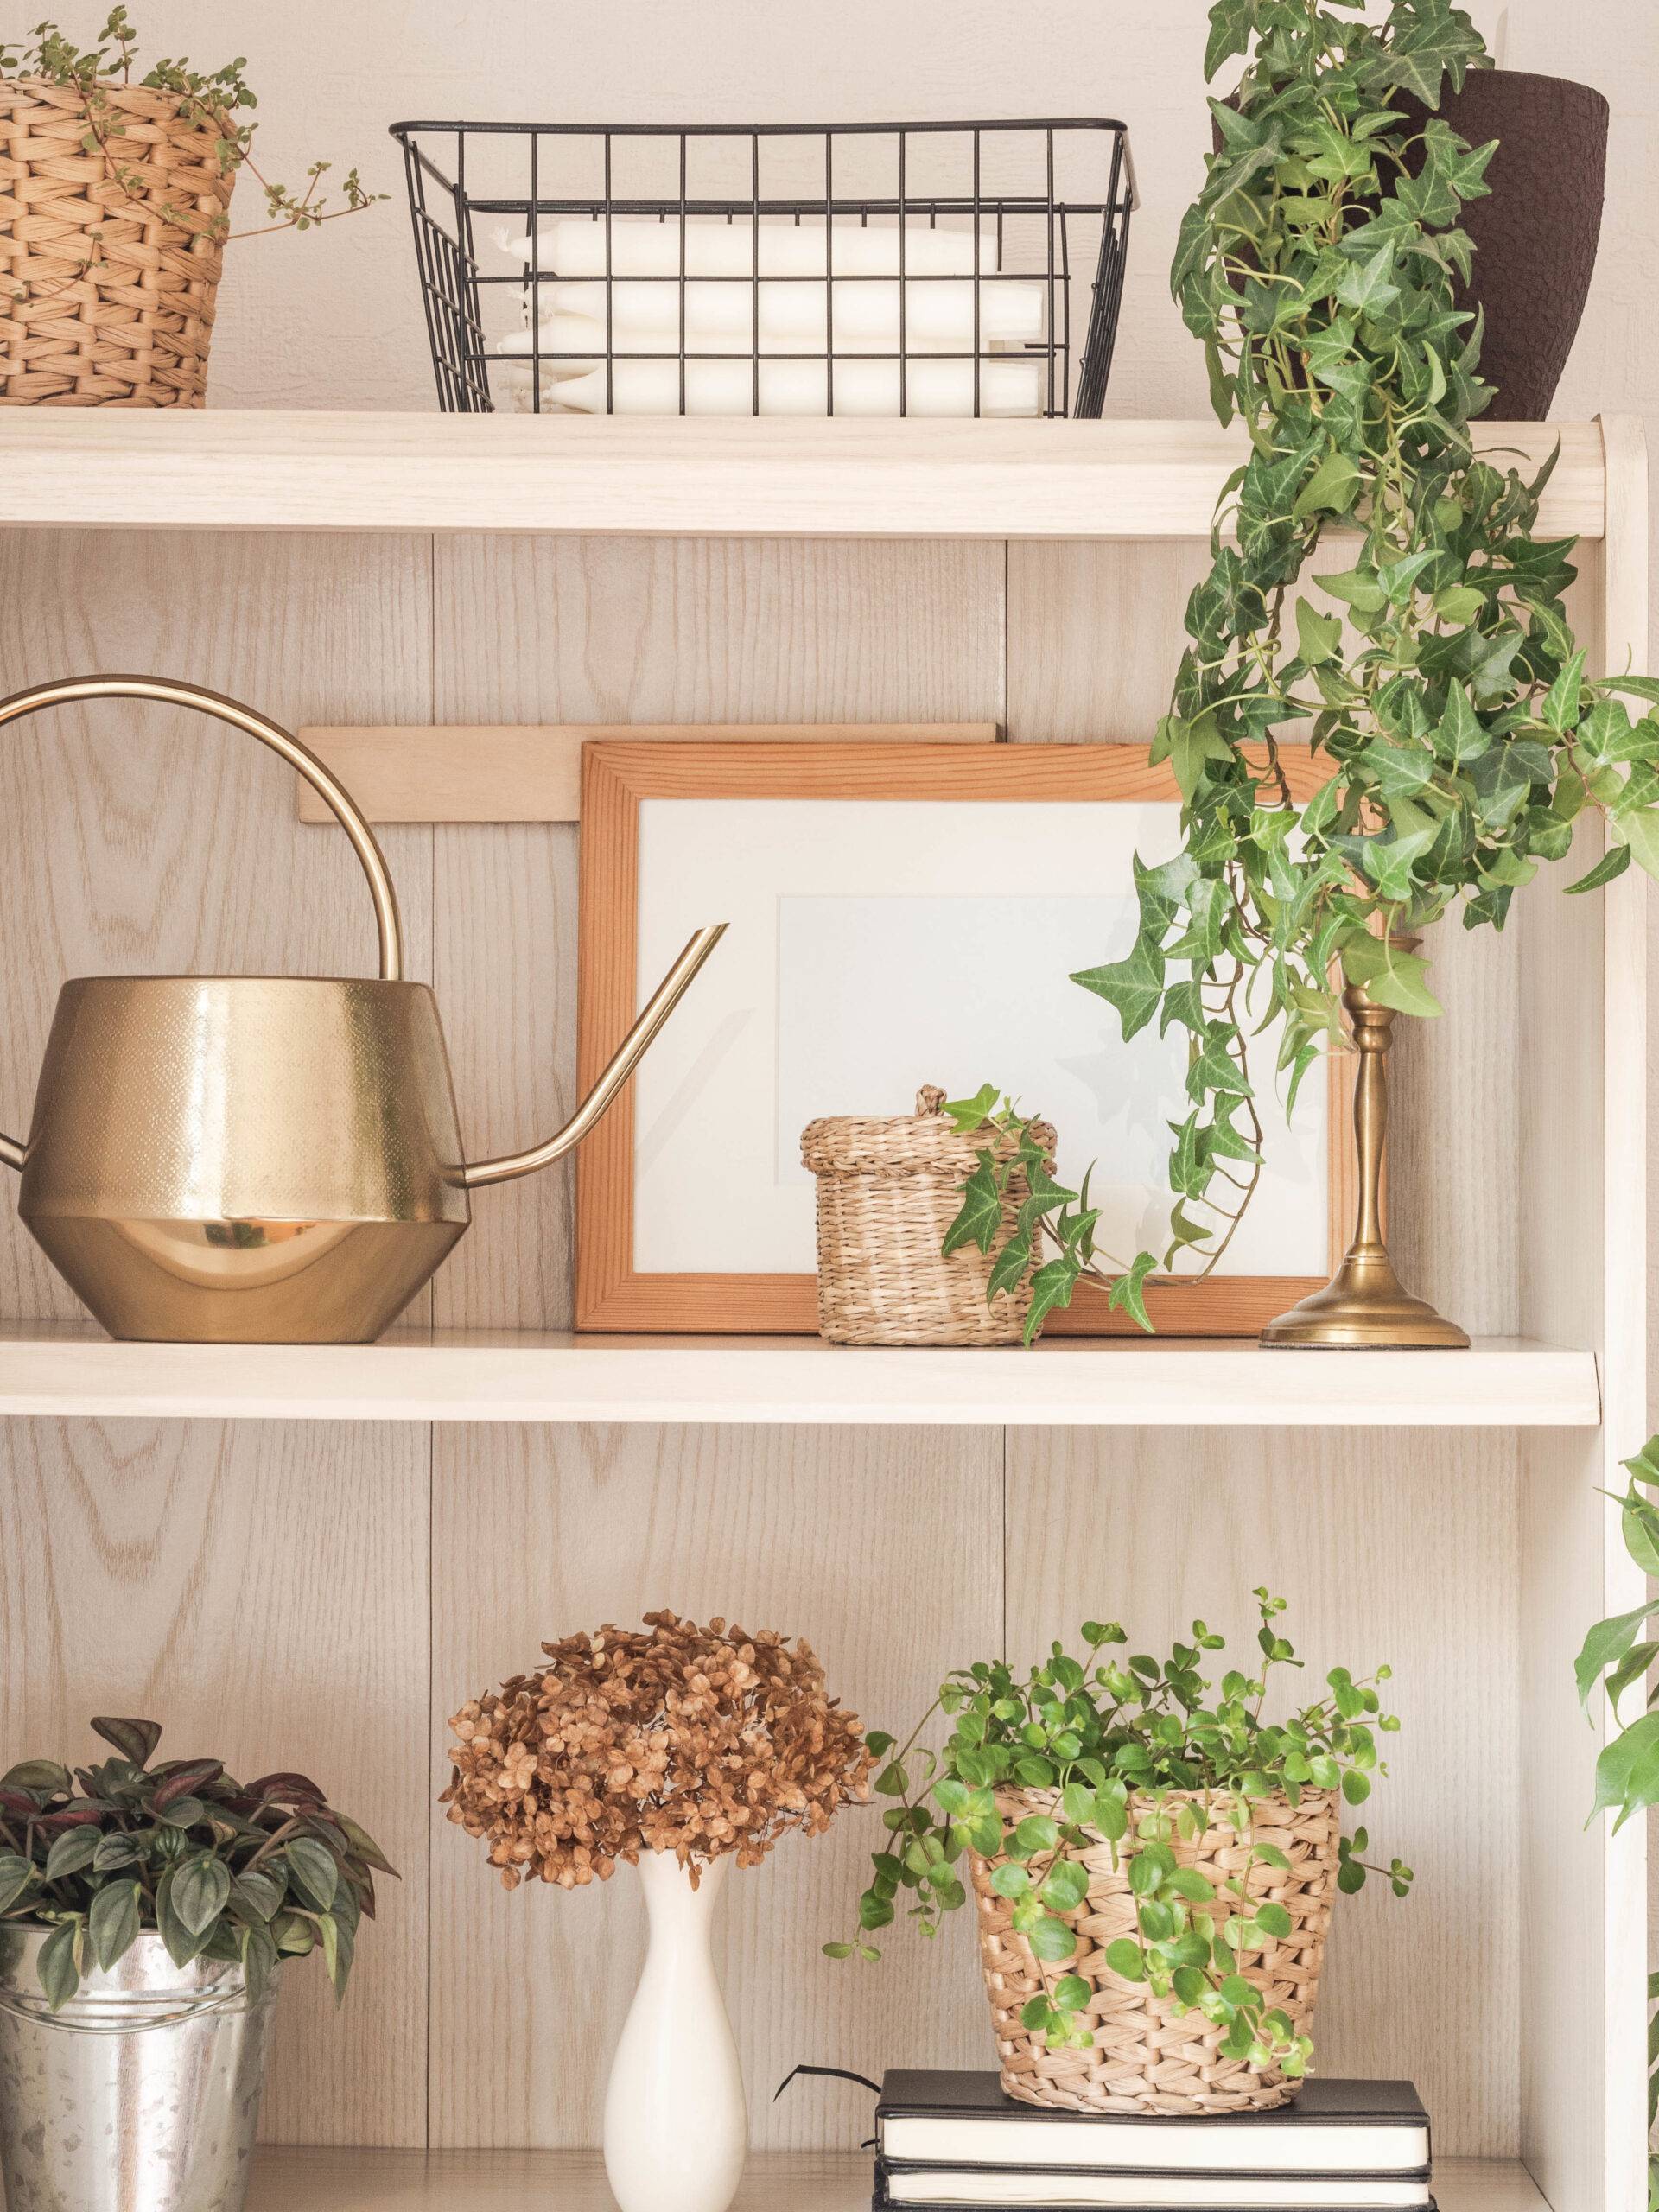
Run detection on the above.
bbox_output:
[577,741,1353,1336]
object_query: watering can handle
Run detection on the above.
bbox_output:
[0,674,405,1175]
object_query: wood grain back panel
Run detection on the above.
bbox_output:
[429,535,1007,1332]
[294,721,999,823]
[0,1417,431,2147]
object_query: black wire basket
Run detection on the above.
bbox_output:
[391,119,1135,419]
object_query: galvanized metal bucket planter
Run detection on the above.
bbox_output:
[0,1927,280,2212]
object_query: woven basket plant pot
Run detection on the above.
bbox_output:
[970,1784,1340,2116]
[801,1087,1056,1346]
[0,79,234,407]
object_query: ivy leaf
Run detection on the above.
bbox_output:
[942,1084,999,1134]
[1318,566,1388,615]
[986,1230,1034,1305]
[1435,681,1490,766]
[1294,598,1344,665]
[1073,938,1166,1044]
[1293,451,1362,521]
[1185,1026,1253,1104]
[1542,649,1586,734]
[942,1156,1004,1257]
[1023,1255,1080,1346]
[1575,1599,1659,1707]
[1168,715,1233,802]
[1340,937,1444,1019]
[1591,1713,1659,1832]
[1373,12,1484,103]
[1204,0,1255,80]
[1611,808,1659,886]
[1107,1252,1159,1335]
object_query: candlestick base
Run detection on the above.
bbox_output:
[1260,1245,1470,1350]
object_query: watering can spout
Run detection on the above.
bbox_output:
[461,925,728,1189]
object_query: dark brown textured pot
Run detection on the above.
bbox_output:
[1394,71,1609,419]
[1216,70,1609,420]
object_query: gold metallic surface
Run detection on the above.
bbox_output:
[1260,959,1470,1351]
[0,677,725,1343]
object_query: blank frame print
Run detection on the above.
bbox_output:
[575,741,1351,1335]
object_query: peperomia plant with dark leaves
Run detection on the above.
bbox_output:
[0,1718,396,2012]
[826,1592,1411,2079]
[950,0,1659,1338]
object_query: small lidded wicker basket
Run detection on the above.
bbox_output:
[801,1086,1054,1347]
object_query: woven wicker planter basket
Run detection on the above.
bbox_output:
[970,1784,1340,2116]
[1,79,234,407]
[801,1087,1055,1346]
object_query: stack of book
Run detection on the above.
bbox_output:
[872,2072,1434,2211]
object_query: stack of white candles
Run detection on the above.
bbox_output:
[491,216,1049,417]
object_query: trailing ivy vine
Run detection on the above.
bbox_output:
[1575,1435,1659,2206]
[952,0,1659,1337]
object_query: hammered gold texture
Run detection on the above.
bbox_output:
[16,977,470,1342]
[969,1786,1340,2116]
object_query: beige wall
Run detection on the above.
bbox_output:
[129,1,1648,441]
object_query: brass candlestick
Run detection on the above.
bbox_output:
[1260,953,1469,1351]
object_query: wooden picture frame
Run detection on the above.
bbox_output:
[576,741,1354,1337]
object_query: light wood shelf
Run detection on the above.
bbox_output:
[246,2145,1545,2211]
[0,411,1603,540]
[0,1325,1599,1427]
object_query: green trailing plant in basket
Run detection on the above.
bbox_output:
[1,7,382,297]
[826,1590,1411,2077]
[0,1717,396,2011]
[1575,1435,1659,2206]
[950,0,1659,1340]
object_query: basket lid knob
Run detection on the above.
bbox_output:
[915,1084,947,1117]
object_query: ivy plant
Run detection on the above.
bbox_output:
[3,9,382,306]
[0,1718,396,2011]
[827,1592,1411,2076]
[1575,1436,1659,2206]
[952,0,1659,1335]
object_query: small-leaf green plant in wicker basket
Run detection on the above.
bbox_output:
[828,1590,1411,2102]
[0,10,384,266]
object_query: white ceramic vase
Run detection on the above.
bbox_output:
[603,1850,747,2212]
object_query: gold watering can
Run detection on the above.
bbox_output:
[0,676,726,1344]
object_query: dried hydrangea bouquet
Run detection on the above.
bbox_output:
[443,1611,871,2212]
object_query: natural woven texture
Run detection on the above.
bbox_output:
[971,1784,1340,2115]
[801,1086,1055,1346]
[1,79,233,407]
